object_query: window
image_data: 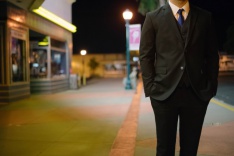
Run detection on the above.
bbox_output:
[11,37,26,82]
[50,38,67,78]
[51,50,66,77]
[29,35,67,79]
[29,48,47,78]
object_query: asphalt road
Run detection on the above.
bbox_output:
[215,72,234,106]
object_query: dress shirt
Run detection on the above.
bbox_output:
[169,0,190,20]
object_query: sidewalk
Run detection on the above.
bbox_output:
[135,87,234,156]
[0,78,234,156]
[0,78,135,156]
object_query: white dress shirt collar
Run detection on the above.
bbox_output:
[169,0,190,20]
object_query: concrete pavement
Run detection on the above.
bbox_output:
[135,89,234,156]
[0,78,233,156]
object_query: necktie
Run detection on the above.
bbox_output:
[177,9,184,27]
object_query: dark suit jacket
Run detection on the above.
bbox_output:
[139,3,219,102]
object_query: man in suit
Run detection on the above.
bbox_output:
[139,0,219,155]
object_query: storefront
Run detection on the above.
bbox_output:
[0,0,76,104]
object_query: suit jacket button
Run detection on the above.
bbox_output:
[180,66,184,70]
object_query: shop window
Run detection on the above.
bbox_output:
[11,37,26,82]
[51,51,66,78]
[50,38,67,78]
[29,34,67,79]
[29,48,47,78]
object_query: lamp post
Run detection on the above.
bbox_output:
[80,49,87,86]
[123,9,133,89]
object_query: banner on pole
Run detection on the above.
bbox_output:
[129,24,141,51]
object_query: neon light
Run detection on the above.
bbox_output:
[38,36,48,46]
[33,7,77,33]
[38,41,48,46]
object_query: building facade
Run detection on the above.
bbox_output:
[72,53,140,79]
[0,0,76,104]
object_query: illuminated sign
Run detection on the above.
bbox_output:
[33,7,77,33]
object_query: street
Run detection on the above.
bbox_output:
[216,72,234,106]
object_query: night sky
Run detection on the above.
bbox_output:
[72,0,234,54]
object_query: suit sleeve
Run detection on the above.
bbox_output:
[139,13,156,97]
[206,15,219,95]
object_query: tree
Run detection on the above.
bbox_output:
[224,22,234,54]
[88,57,99,76]
[138,0,167,16]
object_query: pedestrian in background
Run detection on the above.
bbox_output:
[139,0,219,155]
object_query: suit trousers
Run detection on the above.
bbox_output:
[150,85,208,156]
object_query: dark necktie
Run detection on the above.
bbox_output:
[177,9,184,27]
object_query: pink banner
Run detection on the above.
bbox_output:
[129,24,141,51]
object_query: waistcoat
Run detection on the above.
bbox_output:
[177,13,191,87]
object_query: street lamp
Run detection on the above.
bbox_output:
[80,49,87,86]
[123,9,133,90]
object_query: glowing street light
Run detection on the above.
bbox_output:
[80,49,87,85]
[123,9,133,90]
[80,50,87,56]
[123,9,133,20]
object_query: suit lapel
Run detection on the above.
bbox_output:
[162,3,182,41]
[185,5,198,49]
[161,3,198,50]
